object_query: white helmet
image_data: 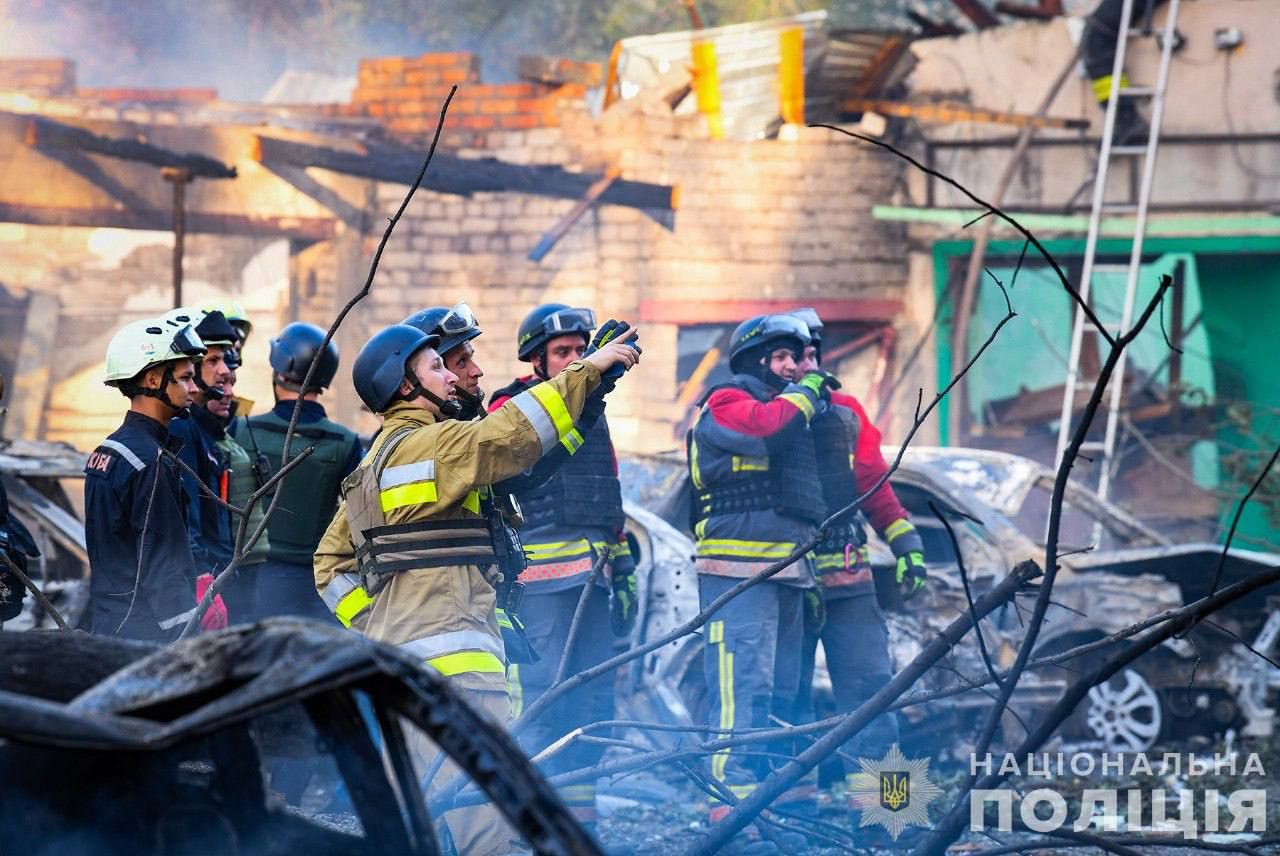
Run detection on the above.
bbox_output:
[104,317,207,386]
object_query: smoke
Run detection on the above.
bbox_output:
[0,0,548,102]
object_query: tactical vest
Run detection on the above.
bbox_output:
[690,374,826,529]
[215,436,269,565]
[340,426,499,598]
[809,403,868,555]
[237,409,359,566]
[500,378,625,532]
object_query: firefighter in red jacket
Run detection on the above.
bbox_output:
[687,313,835,820]
[789,307,926,795]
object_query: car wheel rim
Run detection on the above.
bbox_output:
[1084,668,1162,752]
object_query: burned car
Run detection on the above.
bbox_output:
[0,620,599,856]
[617,447,1280,756]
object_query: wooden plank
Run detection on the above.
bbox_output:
[950,0,1002,29]
[638,298,901,324]
[517,56,602,88]
[0,201,336,240]
[254,135,678,212]
[849,36,908,99]
[839,98,1089,130]
[1,476,87,563]
[528,168,620,262]
[25,115,237,179]
[995,0,1063,19]
[5,291,59,441]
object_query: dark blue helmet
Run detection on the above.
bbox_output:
[728,314,811,374]
[269,322,340,392]
[516,303,596,362]
[402,301,483,357]
[353,324,440,413]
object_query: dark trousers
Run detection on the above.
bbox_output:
[1083,0,1170,80]
[698,574,806,790]
[796,590,900,779]
[252,559,339,625]
[510,583,615,818]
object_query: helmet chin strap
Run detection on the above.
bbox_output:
[134,363,191,418]
[402,366,462,418]
[532,351,550,381]
[751,354,791,393]
[453,385,484,421]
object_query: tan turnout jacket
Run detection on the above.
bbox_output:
[314,360,601,693]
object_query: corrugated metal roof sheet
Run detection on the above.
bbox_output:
[614,11,911,140]
[261,70,356,105]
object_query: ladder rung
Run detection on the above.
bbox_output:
[1082,321,1121,335]
[1079,441,1108,452]
[1101,203,1140,213]
[1111,145,1147,156]
[1091,263,1130,273]
[1118,86,1158,97]
[1127,27,1156,37]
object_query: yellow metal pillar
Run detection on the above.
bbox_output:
[778,27,805,126]
[692,40,724,139]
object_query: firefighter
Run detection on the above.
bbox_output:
[788,307,926,795]
[686,313,834,819]
[167,308,248,618]
[1082,0,1169,145]
[210,366,271,576]
[314,319,639,855]
[85,316,227,641]
[488,304,638,826]
[0,372,39,625]
[232,322,360,622]
[199,298,253,351]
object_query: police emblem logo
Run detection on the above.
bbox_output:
[880,770,910,812]
[851,744,941,840]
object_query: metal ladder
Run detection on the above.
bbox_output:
[1053,0,1181,503]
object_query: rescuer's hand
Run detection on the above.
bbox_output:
[803,588,827,634]
[583,325,641,378]
[894,551,927,601]
[798,370,841,401]
[196,574,229,631]
[610,571,639,637]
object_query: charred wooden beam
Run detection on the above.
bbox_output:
[839,97,1089,130]
[0,201,334,240]
[528,168,620,262]
[950,0,1002,28]
[517,55,602,88]
[995,0,1063,19]
[906,10,964,36]
[23,115,237,179]
[252,135,678,212]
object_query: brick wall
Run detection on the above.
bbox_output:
[0,59,76,96]
[347,52,585,147]
[341,96,909,450]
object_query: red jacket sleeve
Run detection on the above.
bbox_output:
[706,387,808,438]
[832,391,910,531]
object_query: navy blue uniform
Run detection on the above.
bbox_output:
[84,411,201,642]
[169,406,234,574]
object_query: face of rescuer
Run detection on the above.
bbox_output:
[538,333,588,378]
[796,344,820,376]
[444,341,484,400]
[402,346,458,418]
[768,346,800,383]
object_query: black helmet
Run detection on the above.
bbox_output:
[194,310,239,348]
[269,322,340,392]
[402,301,482,356]
[516,303,596,362]
[789,307,824,345]
[352,324,439,413]
[727,314,811,375]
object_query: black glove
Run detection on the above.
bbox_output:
[585,320,640,387]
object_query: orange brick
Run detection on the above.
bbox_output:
[460,115,495,130]
[485,98,518,114]
[416,51,470,67]
[493,82,538,97]
[363,56,408,73]
[403,68,441,86]
[516,97,547,113]
[441,68,476,84]
[500,114,540,130]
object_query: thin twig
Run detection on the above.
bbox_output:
[929,499,1003,691]
[1207,443,1280,598]
[180,86,457,637]
[116,447,164,635]
[554,550,608,685]
[0,551,69,630]
[163,449,246,517]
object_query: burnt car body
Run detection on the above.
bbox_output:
[0,621,599,856]
[617,447,1280,755]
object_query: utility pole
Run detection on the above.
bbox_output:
[161,167,193,308]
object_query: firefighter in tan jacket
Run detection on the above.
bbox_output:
[314,320,639,854]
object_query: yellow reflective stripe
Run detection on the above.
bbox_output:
[730,455,768,473]
[697,539,797,559]
[525,538,592,561]
[690,434,704,490]
[695,518,707,540]
[496,608,514,630]
[380,480,438,512]
[708,619,723,644]
[335,586,373,627]
[463,489,481,515]
[778,391,814,420]
[508,663,523,716]
[560,427,585,455]
[1091,72,1129,102]
[426,650,506,677]
[884,518,915,543]
[560,784,596,801]
[529,382,575,442]
[711,619,734,782]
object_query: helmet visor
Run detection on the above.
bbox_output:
[790,307,823,336]
[543,307,596,336]
[171,325,207,359]
[437,301,479,337]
